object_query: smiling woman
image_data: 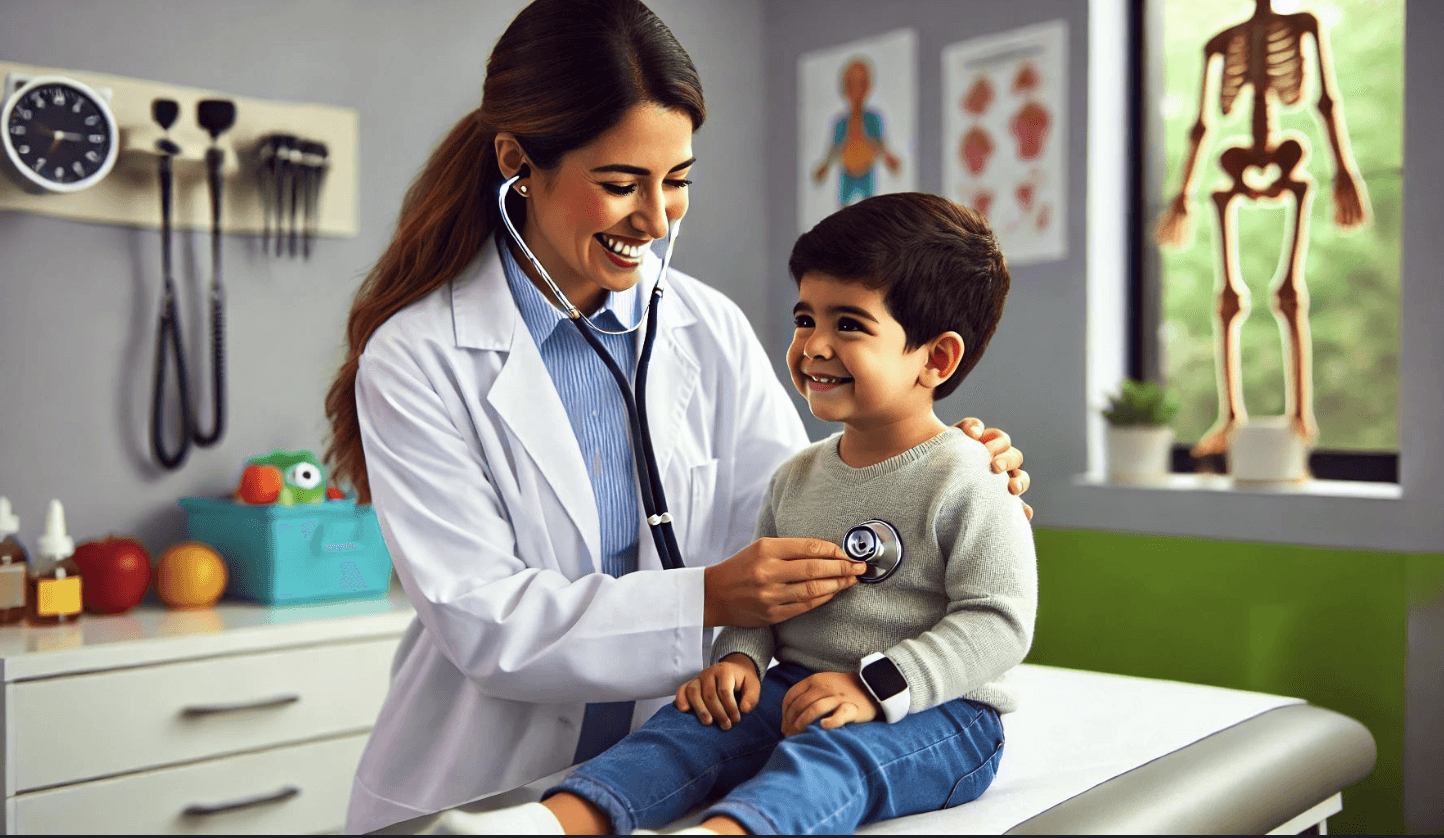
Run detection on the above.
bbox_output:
[494,104,695,314]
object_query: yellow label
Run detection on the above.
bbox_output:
[37,577,81,616]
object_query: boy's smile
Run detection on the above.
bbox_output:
[788,272,936,431]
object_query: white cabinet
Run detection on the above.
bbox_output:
[0,590,415,834]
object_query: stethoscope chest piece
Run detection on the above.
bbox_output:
[844,520,904,583]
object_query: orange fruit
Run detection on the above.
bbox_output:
[156,541,229,609]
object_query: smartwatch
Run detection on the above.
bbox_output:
[858,652,910,723]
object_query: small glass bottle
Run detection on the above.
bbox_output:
[0,497,28,624]
[26,500,82,627]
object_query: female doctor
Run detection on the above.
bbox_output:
[324,0,1030,832]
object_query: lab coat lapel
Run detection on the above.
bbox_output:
[638,257,700,484]
[454,247,601,573]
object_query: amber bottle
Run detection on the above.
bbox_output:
[26,500,81,626]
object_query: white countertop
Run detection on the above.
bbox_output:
[0,586,416,682]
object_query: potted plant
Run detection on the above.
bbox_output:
[1102,379,1179,483]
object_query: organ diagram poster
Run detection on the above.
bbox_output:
[798,29,918,234]
[942,20,1068,265]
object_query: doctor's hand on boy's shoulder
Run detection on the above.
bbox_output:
[703,539,868,628]
[958,417,1033,520]
[780,671,879,737]
[675,654,761,730]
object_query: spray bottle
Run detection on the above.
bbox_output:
[26,500,82,626]
[0,497,27,624]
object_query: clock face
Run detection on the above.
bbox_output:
[3,78,116,191]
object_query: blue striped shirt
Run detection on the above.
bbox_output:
[499,238,642,579]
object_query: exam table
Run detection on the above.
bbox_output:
[394,664,1377,835]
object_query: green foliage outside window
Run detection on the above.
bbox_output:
[1156,0,1402,451]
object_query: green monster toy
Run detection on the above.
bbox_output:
[234,449,329,505]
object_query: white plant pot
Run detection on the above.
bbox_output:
[1229,416,1311,484]
[1105,426,1174,483]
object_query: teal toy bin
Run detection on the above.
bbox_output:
[178,497,393,605]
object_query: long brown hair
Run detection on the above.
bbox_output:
[324,0,705,503]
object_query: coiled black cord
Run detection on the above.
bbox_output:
[192,146,226,447]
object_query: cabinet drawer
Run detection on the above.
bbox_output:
[11,732,367,834]
[8,637,396,791]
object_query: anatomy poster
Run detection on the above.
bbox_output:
[942,20,1067,265]
[798,29,917,234]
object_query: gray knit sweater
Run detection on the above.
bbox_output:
[713,428,1037,715]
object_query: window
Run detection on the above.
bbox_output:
[1130,0,1403,482]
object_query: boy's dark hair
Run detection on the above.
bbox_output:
[788,192,1010,400]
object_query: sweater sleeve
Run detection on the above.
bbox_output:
[710,473,781,677]
[884,456,1037,713]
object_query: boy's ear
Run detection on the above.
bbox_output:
[919,332,965,391]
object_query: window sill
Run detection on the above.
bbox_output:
[1071,472,1402,500]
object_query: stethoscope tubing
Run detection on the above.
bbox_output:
[633,283,684,569]
[150,147,228,470]
[193,146,227,447]
[151,152,193,470]
[496,176,684,571]
[567,298,683,570]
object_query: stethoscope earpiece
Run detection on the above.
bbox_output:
[844,520,904,583]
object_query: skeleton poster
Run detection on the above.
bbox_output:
[798,29,918,234]
[942,20,1068,266]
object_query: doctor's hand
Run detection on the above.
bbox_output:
[780,670,878,736]
[703,538,867,628]
[675,654,760,730]
[958,417,1033,521]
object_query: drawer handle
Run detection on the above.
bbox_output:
[181,693,301,716]
[182,785,300,817]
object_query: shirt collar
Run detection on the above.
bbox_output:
[498,234,642,343]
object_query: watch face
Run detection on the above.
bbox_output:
[4,79,116,190]
[862,657,907,699]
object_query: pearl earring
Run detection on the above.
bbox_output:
[516,183,529,197]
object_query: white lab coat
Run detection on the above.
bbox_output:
[344,241,809,833]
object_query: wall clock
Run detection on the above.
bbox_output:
[1,74,119,194]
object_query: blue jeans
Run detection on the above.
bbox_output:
[547,662,1004,835]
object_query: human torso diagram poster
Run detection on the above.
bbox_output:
[943,20,1068,266]
[799,29,918,234]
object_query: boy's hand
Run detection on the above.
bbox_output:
[675,654,760,731]
[780,671,879,736]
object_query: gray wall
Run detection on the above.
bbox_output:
[0,0,767,553]
[762,0,1089,461]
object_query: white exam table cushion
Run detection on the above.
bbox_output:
[393,663,1377,835]
[859,664,1374,834]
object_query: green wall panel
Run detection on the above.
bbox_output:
[1029,528,1414,834]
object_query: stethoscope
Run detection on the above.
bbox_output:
[844,520,905,583]
[496,174,686,571]
[496,175,908,583]
[150,98,230,471]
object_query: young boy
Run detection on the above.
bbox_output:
[452,193,1034,835]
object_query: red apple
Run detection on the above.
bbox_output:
[71,536,153,615]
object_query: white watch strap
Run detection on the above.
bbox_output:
[859,652,910,724]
